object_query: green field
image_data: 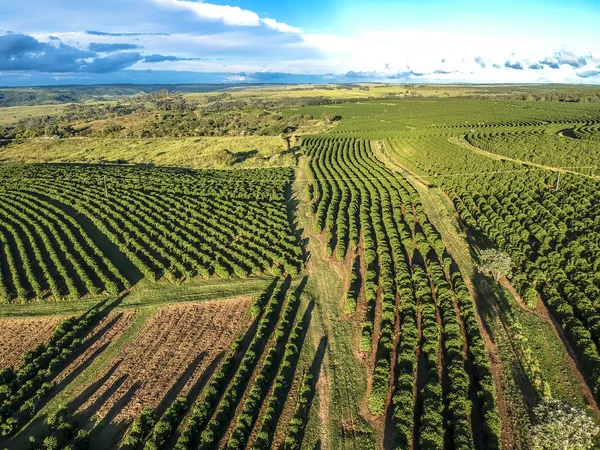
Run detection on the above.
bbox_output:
[0,104,65,125]
[0,84,600,450]
[0,135,295,168]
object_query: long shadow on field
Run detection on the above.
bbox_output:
[34,193,144,287]
[49,305,131,399]
[284,181,309,265]
[53,342,111,398]
[68,360,123,413]
[0,294,131,448]
[89,381,142,450]
[473,271,540,416]
[294,334,328,450]
[78,374,129,422]
[232,149,259,165]
[242,286,313,450]
[154,351,207,419]
[164,351,225,449]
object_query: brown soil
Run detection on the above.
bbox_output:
[77,298,250,424]
[55,311,137,385]
[0,315,69,369]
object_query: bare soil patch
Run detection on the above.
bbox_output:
[0,315,69,369]
[77,298,250,424]
[55,311,138,386]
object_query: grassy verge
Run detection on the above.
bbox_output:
[0,276,271,318]
[292,156,376,449]
[0,135,295,168]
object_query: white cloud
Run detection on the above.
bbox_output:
[259,18,302,34]
[297,29,600,82]
[152,0,301,33]
[20,7,600,83]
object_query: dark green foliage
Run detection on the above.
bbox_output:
[303,136,495,448]
[143,398,188,450]
[36,404,89,450]
[175,277,303,450]
[124,409,156,449]
[282,372,314,450]
[0,164,302,301]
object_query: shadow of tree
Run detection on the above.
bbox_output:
[294,334,328,449]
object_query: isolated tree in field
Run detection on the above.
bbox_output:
[478,249,512,281]
[322,112,341,124]
[532,398,599,449]
[322,112,335,124]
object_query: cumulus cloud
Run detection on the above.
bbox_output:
[555,50,588,68]
[152,0,302,33]
[577,70,600,79]
[0,33,94,72]
[82,52,143,73]
[259,18,302,34]
[528,63,544,70]
[474,56,486,68]
[0,33,205,73]
[89,42,141,52]
[539,50,588,69]
[540,57,560,69]
[388,70,425,78]
[504,61,523,70]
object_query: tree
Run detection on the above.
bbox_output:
[478,249,512,281]
[322,112,341,124]
[532,399,599,449]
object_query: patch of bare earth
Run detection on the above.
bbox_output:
[55,310,138,385]
[0,315,69,369]
[78,298,250,424]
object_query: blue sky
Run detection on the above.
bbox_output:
[1,0,599,85]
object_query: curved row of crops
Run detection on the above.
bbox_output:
[0,164,302,302]
[391,131,600,405]
[303,136,501,449]
[466,128,600,171]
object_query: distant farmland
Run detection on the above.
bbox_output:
[0,86,599,449]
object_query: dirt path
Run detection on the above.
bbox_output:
[449,136,599,181]
[500,279,600,421]
[294,157,377,450]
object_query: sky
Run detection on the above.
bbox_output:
[0,0,600,86]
